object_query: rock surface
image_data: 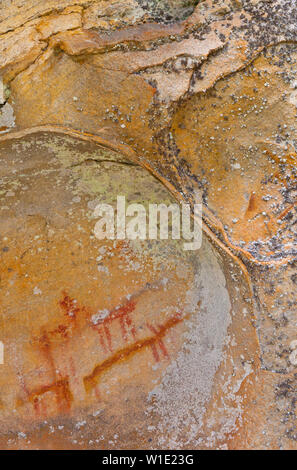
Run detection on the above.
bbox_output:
[0,0,296,449]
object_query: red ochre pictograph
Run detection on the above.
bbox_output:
[16,283,185,418]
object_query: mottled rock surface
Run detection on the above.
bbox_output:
[0,0,296,449]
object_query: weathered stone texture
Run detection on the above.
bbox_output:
[0,0,296,449]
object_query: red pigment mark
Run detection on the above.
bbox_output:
[44,291,91,341]
[39,332,56,380]
[30,379,72,413]
[68,354,80,391]
[18,377,73,415]
[25,292,139,414]
[52,323,69,339]
[109,300,137,342]
[119,316,128,341]
[61,281,163,346]
[27,285,174,410]
[104,299,136,325]
[147,323,169,361]
[59,291,82,320]
[125,313,137,339]
[55,379,72,412]
[96,326,110,353]
[84,312,182,393]
[33,397,40,416]
[150,342,160,362]
[104,325,112,351]
[91,299,137,347]
[33,395,48,419]
[30,332,73,414]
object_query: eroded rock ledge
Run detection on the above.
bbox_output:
[0,0,296,450]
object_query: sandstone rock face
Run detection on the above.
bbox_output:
[0,0,296,449]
